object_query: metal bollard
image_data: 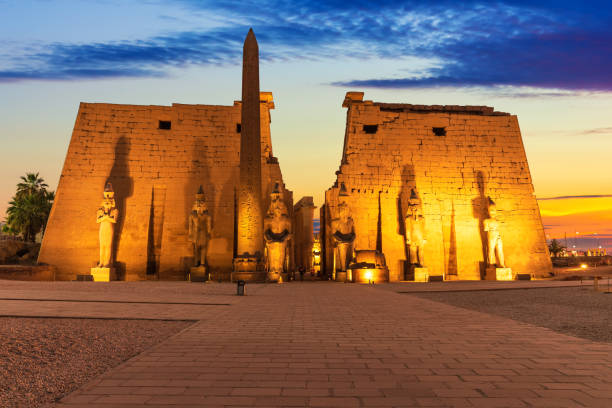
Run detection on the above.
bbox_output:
[236,280,246,296]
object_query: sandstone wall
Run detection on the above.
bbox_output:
[323,93,552,280]
[39,97,291,280]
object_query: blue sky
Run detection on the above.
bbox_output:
[2,0,612,89]
[1,0,611,247]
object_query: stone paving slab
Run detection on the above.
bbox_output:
[0,281,265,320]
[55,282,612,407]
[382,280,591,293]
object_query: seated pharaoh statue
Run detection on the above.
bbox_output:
[484,197,506,268]
[405,188,425,267]
[189,186,212,268]
[332,185,356,275]
[96,183,119,268]
[264,184,292,281]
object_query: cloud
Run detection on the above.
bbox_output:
[2,0,612,91]
[537,195,612,201]
[581,127,612,135]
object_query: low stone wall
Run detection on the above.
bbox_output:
[0,265,56,281]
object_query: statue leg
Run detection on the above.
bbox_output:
[496,239,505,268]
[99,231,107,267]
[488,239,496,266]
[409,244,417,265]
[200,244,207,267]
[332,246,337,280]
[99,244,104,267]
[338,245,347,271]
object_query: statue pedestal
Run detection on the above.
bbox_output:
[190,266,208,282]
[486,267,514,281]
[90,267,115,282]
[232,256,266,282]
[351,267,388,283]
[413,267,429,282]
[266,271,281,282]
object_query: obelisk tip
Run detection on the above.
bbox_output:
[245,28,257,44]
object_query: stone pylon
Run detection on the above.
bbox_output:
[233,28,264,278]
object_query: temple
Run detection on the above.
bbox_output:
[38,32,552,283]
[39,30,294,281]
[320,92,552,281]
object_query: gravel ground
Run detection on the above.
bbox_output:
[410,287,612,343]
[0,317,192,408]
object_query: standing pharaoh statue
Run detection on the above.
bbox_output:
[189,186,212,268]
[484,197,506,267]
[332,185,356,276]
[264,184,292,281]
[405,188,425,267]
[97,183,119,268]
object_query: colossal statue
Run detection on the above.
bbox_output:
[405,188,425,267]
[484,197,506,267]
[332,186,356,273]
[189,186,212,267]
[96,183,118,268]
[264,184,291,281]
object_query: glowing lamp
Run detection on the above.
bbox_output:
[364,269,373,283]
[580,263,588,269]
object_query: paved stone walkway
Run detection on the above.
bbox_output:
[0,281,263,320]
[51,282,612,407]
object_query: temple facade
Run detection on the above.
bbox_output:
[39,30,295,281]
[321,92,552,281]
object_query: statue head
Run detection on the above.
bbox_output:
[102,183,116,209]
[272,203,284,218]
[488,197,497,217]
[337,200,350,222]
[337,183,351,221]
[193,185,208,214]
[270,181,282,202]
[267,182,288,218]
[407,188,421,216]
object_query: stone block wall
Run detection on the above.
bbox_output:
[323,92,552,280]
[39,96,292,281]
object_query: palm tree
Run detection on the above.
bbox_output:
[16,172,48,198]
[4,173,54,242]
[548,239,566,257]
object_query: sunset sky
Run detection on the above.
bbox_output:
[1,0,611,249]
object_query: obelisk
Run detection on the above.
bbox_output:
[233,28,264,278]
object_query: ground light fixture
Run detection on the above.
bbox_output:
[236,280,246,295]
